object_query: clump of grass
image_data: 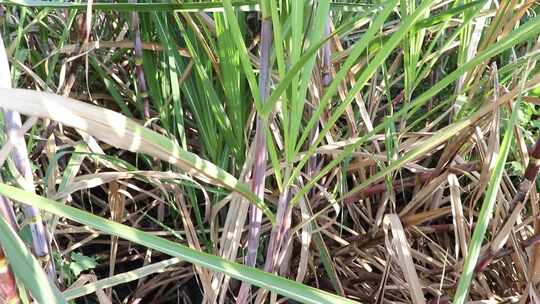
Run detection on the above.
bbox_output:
[0,1,540,303]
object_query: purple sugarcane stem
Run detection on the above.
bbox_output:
[0,196,17,231]
[4,110,55,280]
[257,12,334,303]
[0,33,54,281]
[130,8,150,119]
[475,232,540,273]
[262,188,291,273]
[321,20,332,87]
[236,16,273,304]
[0,32,24,302]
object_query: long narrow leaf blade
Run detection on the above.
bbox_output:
[0,184,359,304]
[0,88,274,223]
[453,97,521,303]
[0,215,65,303]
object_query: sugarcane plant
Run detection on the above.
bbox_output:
[0,1,540,303]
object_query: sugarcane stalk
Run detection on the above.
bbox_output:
[4,15,90,282]
[321,20,333,87]
[0,30,54,283]
[255,9,335,303]
[235,4,272,303]
[129,2,151,119]
[4,110,55,279]
[0,16,23,302]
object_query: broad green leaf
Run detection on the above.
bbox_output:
[69,253,97,277]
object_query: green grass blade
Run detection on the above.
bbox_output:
[415,0,484,28]
[222,0,263,113]
[261,9,374,117]
[453,105,519,303]
[287,0,331,161]
[89,57,133,117]
[293,0,397,153]
[453,67,529,304]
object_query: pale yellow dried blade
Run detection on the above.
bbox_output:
[383,214,426,304]
[448,174,469,258]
